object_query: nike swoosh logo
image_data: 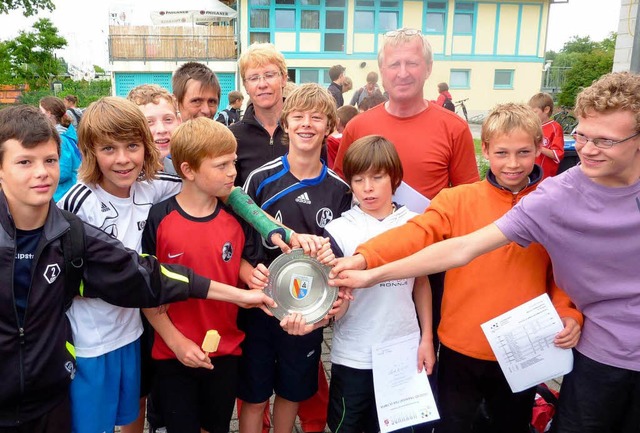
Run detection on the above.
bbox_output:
[168,252,184,258]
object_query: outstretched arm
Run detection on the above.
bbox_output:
[330,223,510,289]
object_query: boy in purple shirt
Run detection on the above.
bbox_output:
[330,71,640,433]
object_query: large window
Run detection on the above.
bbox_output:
[291,68,331,86]
[425,1,447,34]
[450,69,470,89]
[354,0,400,34]
[453,2,475,34]
[494,69,514,89]
[248,0,346,53]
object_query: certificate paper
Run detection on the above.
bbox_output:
[392,181,431,214]
[372,333,440,433]
[481,293,573,392]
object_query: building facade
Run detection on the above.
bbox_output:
[109,0,559,116]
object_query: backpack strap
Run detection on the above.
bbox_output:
[535,384,558,406]
[59,210,86,310]
[220,109,230,126]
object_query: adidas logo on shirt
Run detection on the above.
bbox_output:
[100,202,110,212]
[295,192,311,204]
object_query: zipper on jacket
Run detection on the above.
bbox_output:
[269,136,274,146]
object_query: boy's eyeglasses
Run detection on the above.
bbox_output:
[571,131,640,149]
[244,71,281,85]
[385,28,422,37]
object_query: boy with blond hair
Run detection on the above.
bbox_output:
[528,92,565,179]
[142,118,263,433]
[128,84,181,175]
[331,103,582,433]
[240,83,351,433]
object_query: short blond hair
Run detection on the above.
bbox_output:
[574,71,640,130]
[127,84,178,113]
[280,83,337,147]
[528,92,554,113]
[238,43,287,81]
[170,117,237,179]
[481,103,542,147]
[343,135,403,194]
[78,97,161,185]
[378,29,433,66]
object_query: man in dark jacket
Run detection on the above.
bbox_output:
[327,64,346,108]
[0,105,274,431]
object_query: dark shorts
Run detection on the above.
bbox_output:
[151,356,238,433]
[327,364,379,433]
[551,349,640,433]
[238,308,323,403]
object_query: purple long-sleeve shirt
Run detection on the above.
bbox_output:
[496,166,640,371]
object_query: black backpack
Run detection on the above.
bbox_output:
[60,210,86,310]
[443,97,455,112]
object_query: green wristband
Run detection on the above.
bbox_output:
[225,188,293,244]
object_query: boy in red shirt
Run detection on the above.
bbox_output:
[529,92,565,179]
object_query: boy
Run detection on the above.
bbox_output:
[128,84,181,175]
[142,118,260,433]
[326,104,358,169]
[172,62,220,121]
[528,92,564,179]
[283,136,434,433]
[0,105,273,431]
[330,104,582,433]
[216,90,244,126]
[240,83,352,433]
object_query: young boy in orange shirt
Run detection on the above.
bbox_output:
[528,92,565,179]
[331,103,582,433]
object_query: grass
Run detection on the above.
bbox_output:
[474,138,490,179]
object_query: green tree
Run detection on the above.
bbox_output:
[0,0,54,16]
[4,18,67,89]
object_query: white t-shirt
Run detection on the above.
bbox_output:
[57,175,181,357]
[325,205,420,369]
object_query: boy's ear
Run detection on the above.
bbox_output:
[180,161,195,180]
[481,141,490,159]
[544,106,552,116]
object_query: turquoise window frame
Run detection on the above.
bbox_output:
[292,68,331,86]
[453,1,476,35]
[424,1,448,35]
[248,0,347,54]
[353,0,401,35]
[450,69,471,89]
[493,69,514,89]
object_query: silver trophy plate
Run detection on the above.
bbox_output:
[264,248,337,324]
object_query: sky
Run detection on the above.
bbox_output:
[0,0,623,70]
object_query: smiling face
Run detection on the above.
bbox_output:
[379,38,432,105]
[350,169,394,219]
[575,109,640,187]
[0,138,59,220]
[179,80,219,121]
[95,139,145,198]
[482,129,540,192]
[140,99,180,160]
[185,152,237,198]
[243,64,286,112]
[284,110,330,156]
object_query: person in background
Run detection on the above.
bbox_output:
[436,82,455,112]
[128,84,181,175]
[172,62,220,120]
[350,72,382,109]
[64,94,83,127]
[341,76,353,95]
[39,96,81,201]
[358,93,387,112]
[327,105,359,169]
[327,64,346,108]
[528,92,565,179]
[217,90,245,127]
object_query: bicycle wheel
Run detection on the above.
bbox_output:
[560,115,577,134]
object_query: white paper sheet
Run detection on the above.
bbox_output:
[372,332,440,433]
[392,181,431,214]
[481,293,573,392]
